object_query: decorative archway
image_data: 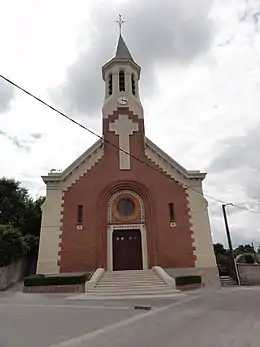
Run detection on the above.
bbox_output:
[107,189,148,271]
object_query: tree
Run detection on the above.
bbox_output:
[0,224,27,267]
[234,244,254,258]
[214,243,227,255]
[0,177,44,267]
[0,178,43,243]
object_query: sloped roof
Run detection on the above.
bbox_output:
[42,137,205,184]
[145,138,206,181]
[115,34,133,60]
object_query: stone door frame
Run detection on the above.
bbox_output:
[107,223,148,271]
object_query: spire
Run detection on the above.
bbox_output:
[115,34,133,60]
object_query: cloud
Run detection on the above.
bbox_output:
[30,133,44,140]
[0,130,30,151]
[240,0,260,27]
[0,130,45,152]
[208,124,260,205]
[0,78,15,112]
[51,0,214,118]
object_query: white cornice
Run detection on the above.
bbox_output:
[42,135,205,186]
[42,139,103,183]
[145,137,206,181]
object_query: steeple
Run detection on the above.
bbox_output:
[101,16,143,120]
[115,34,133,60]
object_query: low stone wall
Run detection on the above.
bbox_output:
[23,284,85,293]
[165,267,220,289]
[238,264,260,285]
[0,259,26,291]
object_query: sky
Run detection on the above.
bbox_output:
[0,0,260,248]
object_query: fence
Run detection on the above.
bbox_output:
[0,259,26,291]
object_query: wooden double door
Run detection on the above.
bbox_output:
[113,229,143,271]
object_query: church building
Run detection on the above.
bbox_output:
[37,31,219,288]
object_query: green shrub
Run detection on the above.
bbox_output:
[244,254,255,264]
[24,273,91,287]
[0,224,27,267]
[175,275,202,286]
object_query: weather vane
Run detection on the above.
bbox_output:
[115,14,125,35]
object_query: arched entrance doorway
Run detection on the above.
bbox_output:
[107,190,148,271]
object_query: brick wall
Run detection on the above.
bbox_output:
[59,108,195,272]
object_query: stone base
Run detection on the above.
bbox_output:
[23,284,85,294]
[165,267,221,289]
[176,283,202,291]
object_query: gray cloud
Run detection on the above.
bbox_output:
[51,0,214,118]
[0,78,15,112]
[0,130,30,152]
[208,124,260,207]
[240,0,260,27]
[30,133,44,140]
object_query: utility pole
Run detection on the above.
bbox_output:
[222,204,241,285]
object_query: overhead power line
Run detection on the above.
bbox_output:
[1,73,260,215]
[235,199,260,205]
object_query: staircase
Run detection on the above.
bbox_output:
[86,269,181,297]
[220,275,238,287]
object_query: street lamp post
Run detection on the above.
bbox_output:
[222,203,241,286]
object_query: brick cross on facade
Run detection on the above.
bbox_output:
[109,115,138,170]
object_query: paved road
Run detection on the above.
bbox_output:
[53,287,260,347]
[1,286,260,346]
[0,289,177,347]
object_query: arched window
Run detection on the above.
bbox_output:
[108,74,113,95]
[119,70,125,92]
[131,74,136,96]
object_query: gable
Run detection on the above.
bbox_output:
[144,137,206,184]
[42,134,205,191]
[42,139,104,189]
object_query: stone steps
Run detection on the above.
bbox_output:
[86,268,181,297]
[87,289,179,296]
[220,276,238,286]
[95,280,165,287]
[93,284,169,290]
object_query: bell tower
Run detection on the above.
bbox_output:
[102,16,143,121]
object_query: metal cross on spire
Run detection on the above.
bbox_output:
[115,14,125,35]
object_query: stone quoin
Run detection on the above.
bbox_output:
[36,27,220,288]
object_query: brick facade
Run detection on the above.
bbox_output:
[59,107,195,273]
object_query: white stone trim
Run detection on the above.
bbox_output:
[145,137,206,182]
[186,183,217,269]
[36,189,63,274]
[42,139,104,191]
[85,268,105,292]
[153,266,176,289]
[109,114,138,170]
[57,191,65,270]
[107,189,145,224]
[185,191,197,266]
[107,224,148,271]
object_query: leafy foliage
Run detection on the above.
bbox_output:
[0,177,44,267]
[0,224,27,267]
[24,273,91,287]
[214,243,227,255]
[214,243,259,275]
[175,275,201,286]
[234,244,255,257]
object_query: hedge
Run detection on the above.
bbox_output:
[24,273,91,287]
[175,275,202,286]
